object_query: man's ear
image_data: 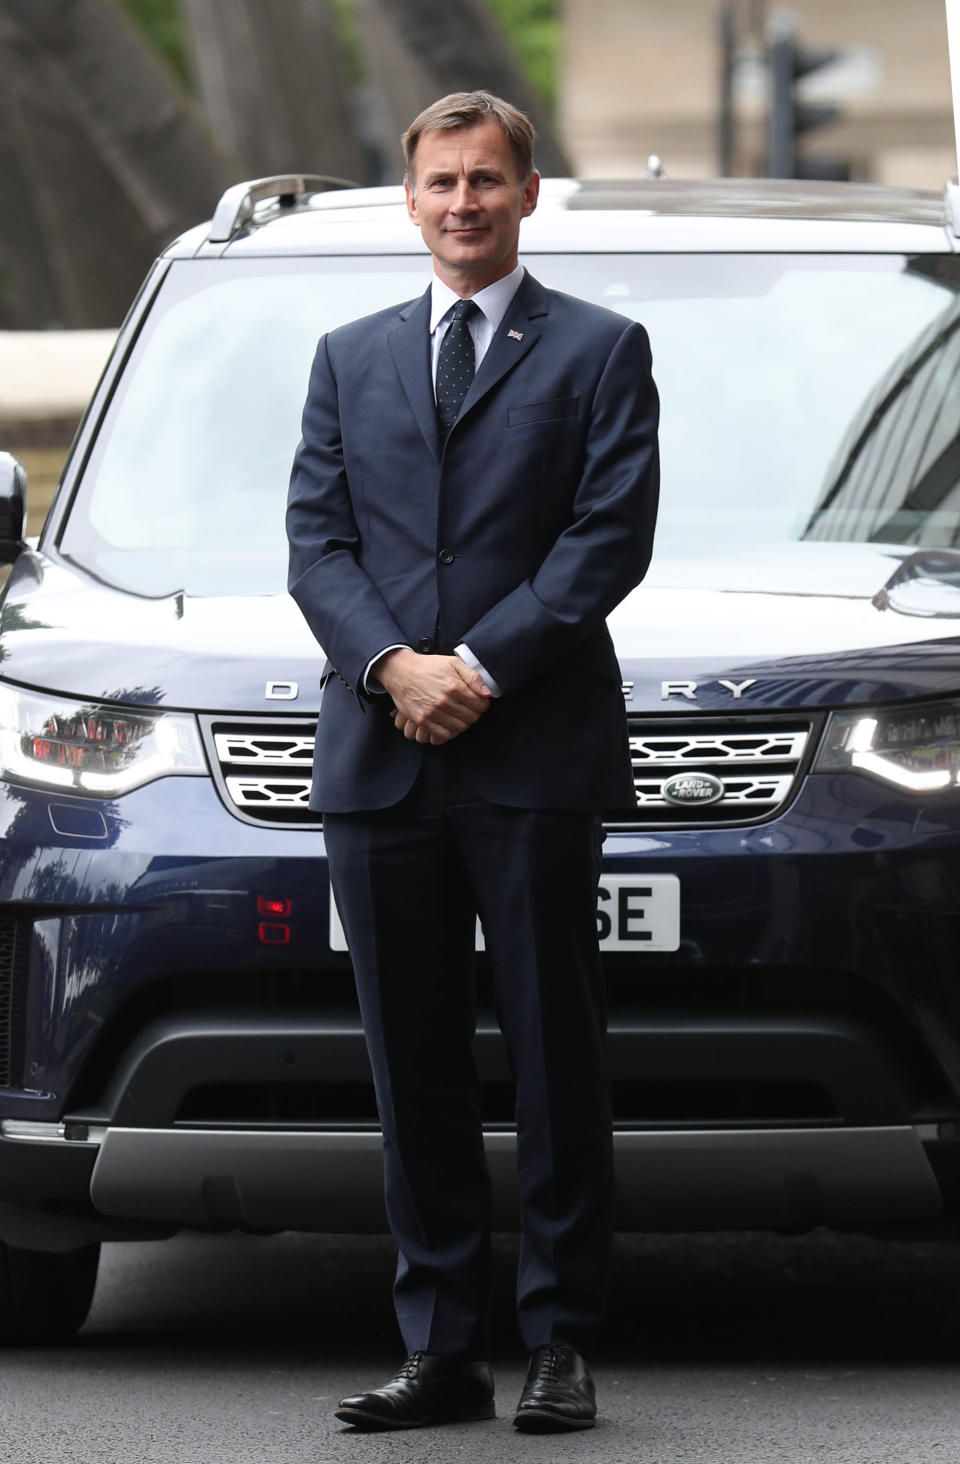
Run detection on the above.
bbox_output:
[521,170,541,220]
[404,178,420,227]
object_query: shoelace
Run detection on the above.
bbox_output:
[395,1351,425,1381]
[533,1345,572,1383]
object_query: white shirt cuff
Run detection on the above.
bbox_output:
[363,644,410,694]
[455,643,503,697]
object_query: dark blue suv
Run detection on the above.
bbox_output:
[1,173,960,1340]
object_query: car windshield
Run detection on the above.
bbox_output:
[57,251,960,597]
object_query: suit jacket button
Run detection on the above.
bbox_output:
[417,636,434,653]
[438,549,455,565]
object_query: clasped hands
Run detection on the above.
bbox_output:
[375,647,491,745]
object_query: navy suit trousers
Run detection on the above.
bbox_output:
[323,744,614,1357]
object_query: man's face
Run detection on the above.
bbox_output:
[405,119,540,292]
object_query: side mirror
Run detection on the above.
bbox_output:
[0,453,27,564]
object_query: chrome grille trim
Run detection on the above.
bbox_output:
[608,712,820,830]
[214,732,314,766]
[630,730,808,764]
[201,716,321,828]
[225,776,312,810]
[203,712,819,831]
[633,774,794,808]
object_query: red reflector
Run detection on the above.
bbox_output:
[258,922,290,945]
[257,896,292,917]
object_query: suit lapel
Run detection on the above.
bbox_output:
[385,273,552,455]
[387,288,440,462]
[456,271,549,426]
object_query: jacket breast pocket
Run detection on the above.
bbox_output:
[508,396,580,428]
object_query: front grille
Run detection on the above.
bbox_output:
[609,713,821,828]
[202,717,321,828]
[202,712,820,830]
[0,919,28,1088]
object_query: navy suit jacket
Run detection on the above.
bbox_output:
[286,270,660,813]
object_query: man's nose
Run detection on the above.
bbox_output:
[449,181,479,211]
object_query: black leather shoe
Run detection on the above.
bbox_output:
[335,1352,495,1430]
[513,1344,597,1432]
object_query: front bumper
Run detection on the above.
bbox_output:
[0,1119,945,1247]
[0,768,958,1238]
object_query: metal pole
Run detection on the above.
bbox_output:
[718,3,735,177]
[767,14,796,178]
[947,0,960,181]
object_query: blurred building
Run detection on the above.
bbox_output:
[559,0,955,187]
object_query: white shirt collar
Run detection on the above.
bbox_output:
[429,263,525,335]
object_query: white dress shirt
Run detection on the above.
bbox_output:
[362,265,526,698]
[428,265,525,396]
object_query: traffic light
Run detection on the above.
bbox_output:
[767,19,850,180]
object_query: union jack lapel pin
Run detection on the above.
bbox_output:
[507,328,524,341]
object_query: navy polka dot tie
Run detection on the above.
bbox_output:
[436,299,480,442]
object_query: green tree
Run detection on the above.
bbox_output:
[486,0,558,106]
[117,0,558,105]
[114,0,190,86]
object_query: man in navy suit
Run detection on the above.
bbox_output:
[287,90,659,1433]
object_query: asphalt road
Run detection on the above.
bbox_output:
[3,1228,960,1464]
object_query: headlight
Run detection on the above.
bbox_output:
[0,684,206,796]
[815,699,960,793]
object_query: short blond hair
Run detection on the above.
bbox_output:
[402,91,536,186]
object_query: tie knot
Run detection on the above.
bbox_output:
[452,299,480,323]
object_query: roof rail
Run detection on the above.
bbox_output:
[208,174,357,244]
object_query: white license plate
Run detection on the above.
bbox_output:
[596,873,680,951]
[329,873,680,954]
